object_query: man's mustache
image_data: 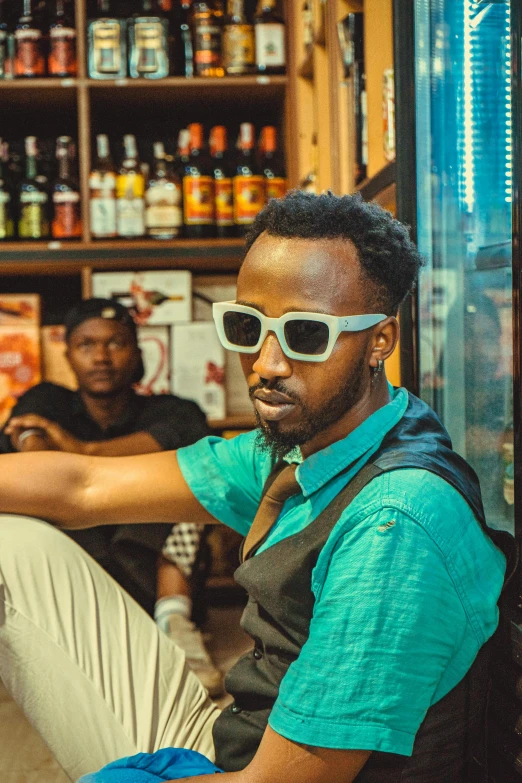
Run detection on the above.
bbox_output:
[248,382,301,405]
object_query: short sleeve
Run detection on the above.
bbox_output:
[177,431,274,535]
[269,507,473,756]
[135,396,210,451]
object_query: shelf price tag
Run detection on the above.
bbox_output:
[256,75,271,84]
[60,78,75,87]
[115,78,128,85]
[48,241,62,249]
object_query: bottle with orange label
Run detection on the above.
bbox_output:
[14,0,46,78]
[210,125,235,238]
[233,122,264,235]
[48,0,77,78]
[51,136,82,240]
[259,125,286,201]
[182,122,215,238]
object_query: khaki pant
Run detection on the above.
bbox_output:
[0,515,220,782]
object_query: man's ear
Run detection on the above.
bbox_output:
[368,317,399,369]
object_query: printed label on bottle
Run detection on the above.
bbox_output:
[0,204,13,240]
[255,24,285,68]
[0,192,11,204]
[265,177,286,201]
[90,171,116,192]
[145,183,182,230]
[183,176,215,225]
[52,198,82,239]
[90,197,117,237]
[223,25,255,71]
[116,172,145,200]
[49,27,77,75]
[19,204,48,238]
[117,199,145,236]
[20,191,47,204]
[215,178,234,225]
[233,175,265,224]
[14,28,45,76]
[194,26,222,65]
[0,30,6,78]
[92,21,122,74]
[135,21,162,73]
[53,192,80,204]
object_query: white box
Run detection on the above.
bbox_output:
[41,325,78,390]
[92,270,192,326]
[171,322,226,420]
[136,326,170,396]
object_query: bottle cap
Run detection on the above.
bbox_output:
[25,136,38,157]
[239,123,254,149]
[260,126,277,153]
[178,128,190,155]
[188,123,204,150]
[210,125,227,155]
[153,141,165,159]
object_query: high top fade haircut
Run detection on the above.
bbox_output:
[244,191,424,316]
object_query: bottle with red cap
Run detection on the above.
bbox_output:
[182,122,215,238]
[233,122,265,236]
[259,125,286,201]
[210,125,235,238]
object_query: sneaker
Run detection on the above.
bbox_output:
[166,614,224,698]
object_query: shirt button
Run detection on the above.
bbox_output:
[253,648,263,660]
[231,703,242,714]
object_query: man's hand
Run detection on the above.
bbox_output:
[5,414,87,454]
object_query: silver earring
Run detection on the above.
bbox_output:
[373,359,384,374]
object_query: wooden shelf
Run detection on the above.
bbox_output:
[0,78,78,89]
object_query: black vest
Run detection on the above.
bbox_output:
[213,393,515,780]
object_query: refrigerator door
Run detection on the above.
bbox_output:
[414,0,513,533]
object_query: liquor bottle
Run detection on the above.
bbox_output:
[116,134,145,238]
[145,141,182,239]
[222,0,254,75]
[233,122,265,234]
[192,0,224,77]
[0,0,8,79]
[90,133,117,239]
[0,142,14,240]
[48,0,77,77]
[128,0,169,79]
[210,125,235,237]
[18,136,50,240]
[171,0,193,76]
[176,127,190,173]
[259,125,286,201]
[346,13,366,184]
[14,0,46,78]
[182,123,215,238]
[254,0,285,74]
[87,0,127,79]
[51,136,81,240]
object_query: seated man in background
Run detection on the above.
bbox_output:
[0,297,222,696]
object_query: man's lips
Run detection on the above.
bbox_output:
[253,390,296,422]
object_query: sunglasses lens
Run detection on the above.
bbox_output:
[223,311,262,347]
[284,320,330,355]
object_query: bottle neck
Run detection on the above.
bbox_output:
[98,0,111,15]
[58,153,70,180]
[22,0,33,19]
[96,135,111,162]
[55,0,65,18]
[26,155,37,179]
[227,0,244,21]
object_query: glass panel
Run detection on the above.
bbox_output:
[414,0,513,532]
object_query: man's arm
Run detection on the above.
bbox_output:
[0,449,216,528]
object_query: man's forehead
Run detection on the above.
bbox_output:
[69,318,131,339]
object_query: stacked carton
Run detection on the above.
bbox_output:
[0,295,41,425]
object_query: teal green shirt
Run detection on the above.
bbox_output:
[177,387,505,756]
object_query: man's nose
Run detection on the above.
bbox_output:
[92,345,112,363]
[252,332,292,380]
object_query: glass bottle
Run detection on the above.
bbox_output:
[145,141,182,239]
[0,141,14,240]
[18,136,50,240]
[48,0,76,76]
[90,133,117,239]
[233,122,264,235]
[51,136,81,240]
[192,0,224,77]
[14,0,46,78]
[222,0,254,75]
[210,125,235,237]
[0,0,8,79]
[87,0,127,79]
[171,0,193,76]
[254,0,285,75]
[182,122,215,238]
[128,0,169,79]
[116,134,145,238]
[259,125,286,200]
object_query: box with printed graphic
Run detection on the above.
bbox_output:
[171,322,225,420]
[136,326,170,396]
[92,270,192,326]
[0,294,40,326]
[41,325,78,390]
[0,326,41,425]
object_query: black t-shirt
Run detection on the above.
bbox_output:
[0,382,210,453]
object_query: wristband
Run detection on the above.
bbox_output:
[17,428,45,449]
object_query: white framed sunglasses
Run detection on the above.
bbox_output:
[212,301,386,362]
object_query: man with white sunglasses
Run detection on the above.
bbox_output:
[0,192,509,782]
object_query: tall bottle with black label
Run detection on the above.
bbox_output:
[145,141,182,239]
[233,122,264,235]
[259,125,286,201]
[52,136,81,240]
[90,133,117,239]
[88,0,127,79]
[116,134,145,238]
[223,0,254,75]
[192,0,224,77]
[48,0,76,77]
[14,0,45,78]
[210,125,235,237]
[18,136,49,239]
[128,0,169,79]
[0,142,14,240]
[254,0,285,74]
[182,123,215,238]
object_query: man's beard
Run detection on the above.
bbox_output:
[250,355,367,461]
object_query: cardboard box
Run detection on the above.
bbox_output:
[0,294,40,326]
[171,322,226,420]
[41,325,78,390]
[0,326,41,425]
[136,326,170,396]
[92,270,192,326]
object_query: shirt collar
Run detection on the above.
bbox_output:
[288,386,409,498]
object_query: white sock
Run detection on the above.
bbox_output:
[154,595,192,632]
